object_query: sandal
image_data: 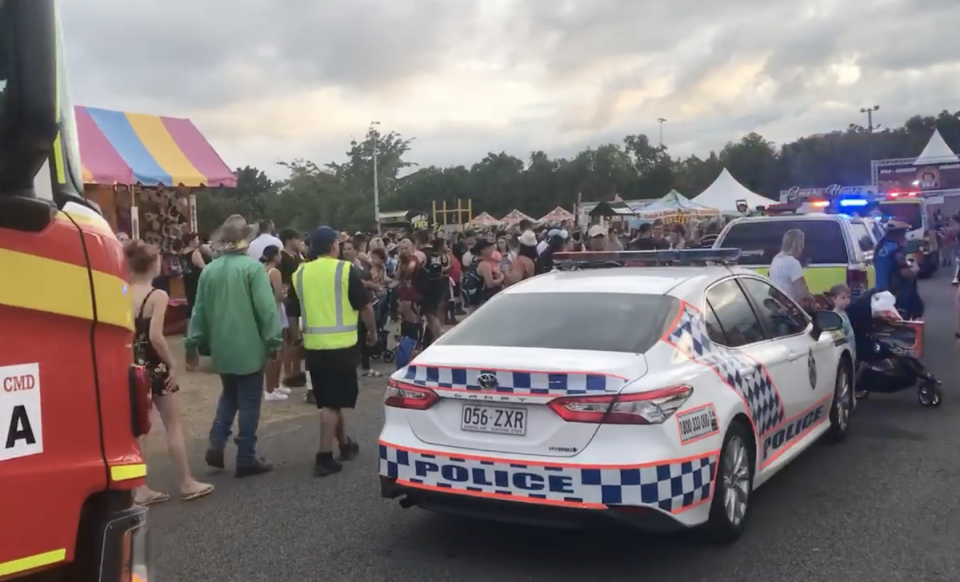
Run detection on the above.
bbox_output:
[135,491,170,506]
[363,370,383,378]
[181,483,215,502]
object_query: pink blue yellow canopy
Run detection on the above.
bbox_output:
[75,106,236,188]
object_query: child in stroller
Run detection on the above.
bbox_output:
[845,289,941,407]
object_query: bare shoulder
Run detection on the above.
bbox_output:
[149,288,170,305]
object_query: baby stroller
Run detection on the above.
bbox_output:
[847,290,941,407]
[368,291,396,364]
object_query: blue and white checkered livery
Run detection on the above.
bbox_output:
[665,302,786,435]
[379,442,717,513]
[398,365,626,397]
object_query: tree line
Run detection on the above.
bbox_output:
[195,109,960,235]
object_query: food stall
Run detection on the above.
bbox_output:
[636,190,719,224]
[76,106,235,331]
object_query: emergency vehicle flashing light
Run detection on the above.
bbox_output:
[839,198,869,207]
[887,191,919,198]
[810,200,829,208]
[553,248,741,269]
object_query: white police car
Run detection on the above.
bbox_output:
[379,249,854,543]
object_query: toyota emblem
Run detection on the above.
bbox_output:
[477,373,498,390]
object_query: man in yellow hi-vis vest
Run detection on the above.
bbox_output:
[293,226,377,476]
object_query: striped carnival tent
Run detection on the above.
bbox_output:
[75,106,236,188]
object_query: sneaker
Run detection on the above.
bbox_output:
[205,448,225,470]
[314,452,343,477]
[236,458,274,478]
[264,391,288,402]
[339,438,360,461]
[953,279,959,286]
[276,386,292,395]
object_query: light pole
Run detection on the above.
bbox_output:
[657,118,667,147]
[859,105,879,133]
[370,121,381,232]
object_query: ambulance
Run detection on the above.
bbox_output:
[0,1,151,580]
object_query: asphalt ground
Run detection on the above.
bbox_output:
[146,268,960,582]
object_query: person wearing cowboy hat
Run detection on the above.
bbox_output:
[185,214,283,478]
[875,220,922,318]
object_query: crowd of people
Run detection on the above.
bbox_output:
[119,211,739,499]
[123,204,960,504]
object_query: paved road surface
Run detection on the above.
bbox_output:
[146,270,960,582]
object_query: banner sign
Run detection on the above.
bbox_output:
[876,161,960,193]
[779,184,876,203]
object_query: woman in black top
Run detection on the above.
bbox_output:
[278,229,307,389]
[127,240,213,505]
[180,233,206,370]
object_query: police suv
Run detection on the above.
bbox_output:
[378,249,854,544]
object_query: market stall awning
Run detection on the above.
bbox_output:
[500,209,534,226]
[469,212,499,227]
[76,106,236,188]
[539,206,574,224]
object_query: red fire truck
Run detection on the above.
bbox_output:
[0,1,151,580]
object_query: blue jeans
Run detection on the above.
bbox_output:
[209,372,263,466]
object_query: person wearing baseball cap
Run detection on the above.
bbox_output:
[292,226,378,476]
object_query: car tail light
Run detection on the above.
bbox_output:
[385,379,440,410]
[128,365,152,437]
[549,385,693,424]
[847,266,868,294]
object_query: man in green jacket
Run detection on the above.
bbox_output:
[186,215,282,477]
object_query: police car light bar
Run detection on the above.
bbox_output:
[553,248,741,270]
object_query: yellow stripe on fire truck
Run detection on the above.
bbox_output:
[0,247,132,330]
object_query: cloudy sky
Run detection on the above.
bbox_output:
[62,0,960,179]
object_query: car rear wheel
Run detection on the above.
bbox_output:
[704,421,754,544]
[826,363,852,443]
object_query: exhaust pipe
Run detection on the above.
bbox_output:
[399,496,415,509]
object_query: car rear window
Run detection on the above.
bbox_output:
[435,292,680,353]
[718,219,849,265]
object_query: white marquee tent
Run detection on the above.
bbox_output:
[692,168,775,212]
[914,129,959,165]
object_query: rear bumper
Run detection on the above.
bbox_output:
[381,476,686,532]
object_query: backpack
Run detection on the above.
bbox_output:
[415,250,444,295]
[461,264,483,306]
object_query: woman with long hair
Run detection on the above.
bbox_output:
[261,245,289,401]
[770,229,811,303]
[127,241,213,505]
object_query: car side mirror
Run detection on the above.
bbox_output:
[811,310,844,337]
